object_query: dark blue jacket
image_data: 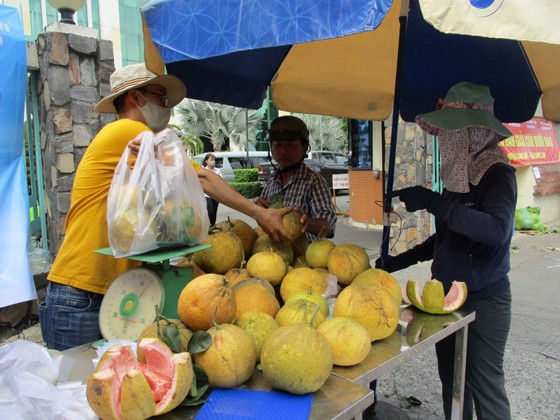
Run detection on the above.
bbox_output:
[411,163,517,301]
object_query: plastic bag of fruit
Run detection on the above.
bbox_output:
[107,129,209,257]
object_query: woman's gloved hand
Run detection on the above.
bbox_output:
[391,186,446,216]
[374,248,419,273]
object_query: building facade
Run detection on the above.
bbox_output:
[4,0,147,67]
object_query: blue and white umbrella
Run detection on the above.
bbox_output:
[141,0,560,257]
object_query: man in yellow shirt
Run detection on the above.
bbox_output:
[40,64,292,350]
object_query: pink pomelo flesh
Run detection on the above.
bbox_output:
[95,340,178,415]
[443,282,466,311]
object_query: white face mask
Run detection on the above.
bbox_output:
[137,93,171,132]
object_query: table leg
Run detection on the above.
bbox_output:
[450,324,468,420]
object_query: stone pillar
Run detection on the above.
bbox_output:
[35,24,116,256]
[384,119,433,254]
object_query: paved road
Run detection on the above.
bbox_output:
[217,193,560,420]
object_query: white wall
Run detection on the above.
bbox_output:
[515,165,560,224]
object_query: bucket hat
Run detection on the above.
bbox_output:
[415,82,512,141]
[95,63,186,114]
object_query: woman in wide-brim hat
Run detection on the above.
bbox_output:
[376,81,516,419]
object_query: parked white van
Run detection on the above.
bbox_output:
[192,151,270,182]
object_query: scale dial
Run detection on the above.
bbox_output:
[99,267,165,340]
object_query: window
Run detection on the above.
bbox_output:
[348,119,373,169]
[334,154,349,165]
[322,153,335,164]
[119,0,150,66]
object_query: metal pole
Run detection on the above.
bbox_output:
[245,108,249,158]
[381,0,409,260]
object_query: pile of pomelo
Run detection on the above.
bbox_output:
[89,215,467,418]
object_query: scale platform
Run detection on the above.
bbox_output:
[95,244,211,341]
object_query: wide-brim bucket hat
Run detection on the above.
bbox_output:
[95,63,186,114]
[415,82,512,142]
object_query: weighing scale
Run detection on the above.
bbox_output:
[95,244,210,341]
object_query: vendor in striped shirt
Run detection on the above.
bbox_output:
[254,116,337,242]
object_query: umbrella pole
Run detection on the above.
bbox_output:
[381,0,409,261]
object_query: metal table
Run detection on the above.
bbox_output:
[331,306,476,420]
[62,344,374,420]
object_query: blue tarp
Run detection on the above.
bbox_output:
[0,5,36,308]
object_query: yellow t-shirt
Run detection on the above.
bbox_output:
[48,120,200,294]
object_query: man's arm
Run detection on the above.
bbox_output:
[196,167,292,242]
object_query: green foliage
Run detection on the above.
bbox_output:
[233,168,259,183]
[169,124,204,156]
[182,364,211,406]
[180,330,213,406]
[230,181,263,199]
[187,330,213,354]
[293,113,347,153]
[175,99,263,151]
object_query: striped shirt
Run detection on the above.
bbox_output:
[261,163,336,241]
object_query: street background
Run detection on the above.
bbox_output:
[2,191,559,419]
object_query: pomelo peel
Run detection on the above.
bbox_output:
[406,279,467,314]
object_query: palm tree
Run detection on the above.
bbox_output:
[293,114,347,152]
[168,124,204,157]
[175,99,263,151]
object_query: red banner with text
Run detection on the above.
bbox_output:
[500,118,559,166]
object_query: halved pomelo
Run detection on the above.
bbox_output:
[406,279,467,315]
[86,338,193,419]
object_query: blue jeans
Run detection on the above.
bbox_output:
[39,282,104,351]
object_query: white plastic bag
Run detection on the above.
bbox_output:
[0,340,95,419]
[107,129,209,257]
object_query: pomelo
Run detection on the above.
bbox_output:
[216,218,258,259]
[110,207,157,254]
[352,268,402,305]
[234,311,279,362]
[280,267,328,302]
[233,278,281,318]
[86,338,193,419]
[275,298,326,328]
[251,235,294,265]
[406,279,468,315]
[317,317,371,366]
[334,283,399,341]
[194,323,256,388]
[160,199,204,245]
[137,318,193,353]
[261,323,333,394]
[177,273,236,331]
[193,231,244,274]
[285,290,329,318]
[224,267,250,287]
[292,255,309,268]
[305,239,336,269]
[172,256,205,279]
[326,243,370,285]
[281,209,304,239]
[246,251,287,286]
